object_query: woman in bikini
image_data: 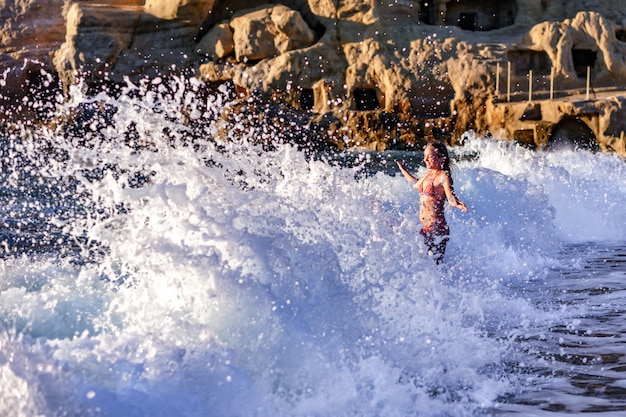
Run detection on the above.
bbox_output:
[396,142,468,264]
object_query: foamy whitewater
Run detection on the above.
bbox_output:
[0,76,625,417]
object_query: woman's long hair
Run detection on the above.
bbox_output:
[429,142,454,186]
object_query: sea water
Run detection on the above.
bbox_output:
[0,76,625,417]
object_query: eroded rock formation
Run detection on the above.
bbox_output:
[1,0,626,154]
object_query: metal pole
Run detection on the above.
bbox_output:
[586,66,590,100]
[550,66,554,100]
[507,61,511,102]
[528,69,533,102]
[495,62,500,95]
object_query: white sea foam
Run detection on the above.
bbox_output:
[0,79,624,416]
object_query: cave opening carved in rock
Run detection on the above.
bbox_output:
[547,116,599,152]
[354,88,381,111]
[299,88,314,110]
[418,0,435,24]
[444,0,517,31]
[508,49,551,75]
[572,49,597,78]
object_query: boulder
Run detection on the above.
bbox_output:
[195,22,234,59]
[229,5,315,62]
[145,0,215,25]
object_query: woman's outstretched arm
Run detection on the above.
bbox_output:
[442,173,468,212]
[396,161,417,182]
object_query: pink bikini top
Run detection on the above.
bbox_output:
[418,171,440,197]
[418,179,436,197]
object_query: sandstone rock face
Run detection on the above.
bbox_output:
[2,0,626,154]
[53,0,214,89]
[522,12,626,88]
[0,0,65,100]
[53,2,142,89]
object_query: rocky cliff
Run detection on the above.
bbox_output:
[2,0,626,154]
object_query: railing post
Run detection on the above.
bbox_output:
[495,62,500,95]
[586,66,590,100]
[550,66,554,100]
[528,69,533,102]
[507,61,511,102]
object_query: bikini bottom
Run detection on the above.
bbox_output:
[421,222,450,264]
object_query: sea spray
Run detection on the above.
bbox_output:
[460,134,626,243]
[0,77,624,416]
